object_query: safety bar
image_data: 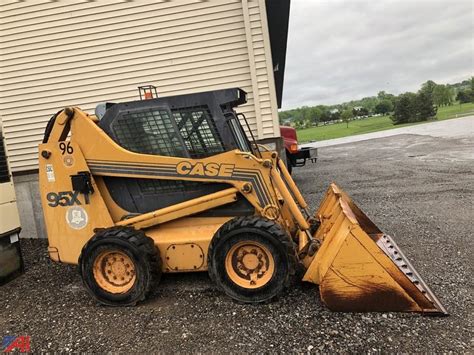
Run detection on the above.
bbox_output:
[116,188,238,229]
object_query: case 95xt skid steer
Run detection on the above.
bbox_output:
[39,88,446,314]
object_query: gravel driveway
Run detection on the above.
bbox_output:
[1,133,473,353]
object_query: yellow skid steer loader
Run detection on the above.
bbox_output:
[38,88,446,314]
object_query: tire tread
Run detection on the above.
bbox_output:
[208,216,297,297]
[78,227,161,306]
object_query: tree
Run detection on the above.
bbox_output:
[341,109,353,128]
[374,99,394,115]
[433,85,453,106]
[300,106,309,119]
[352,107,369,117]
[292,116,305,129]
[414,91,437,121]
[330,110,341,122]
[278,111,292,124]
[377,91,396,104]
[320,110,332,123]
[358,97,378,115]
[392,93,416,124]
[309,106,323,126]
[392,91,436,124]
[419,80,437,100]
[455,78,474,104]
[456,90,471,104]
[377,91,388,100]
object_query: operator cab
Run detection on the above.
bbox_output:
[97,87,254,158]
[95,88,256,215]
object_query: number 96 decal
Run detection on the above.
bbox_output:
[59,142,73,155]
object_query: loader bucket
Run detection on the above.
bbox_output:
[303,183,447,315]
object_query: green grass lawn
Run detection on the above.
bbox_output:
[436,102,474,120]
[296,102,474,142]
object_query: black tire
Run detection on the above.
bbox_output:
[78,227,161,306]
[285,152,293,175]
[208,217,296,303]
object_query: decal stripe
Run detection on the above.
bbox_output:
[87,161,269,207]
[90,165,266,207]
[88,165,176,173]
[233,172,270,206]
[87,160,176,168]
[234,168,273,206]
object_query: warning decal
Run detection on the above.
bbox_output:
[46,164,55,182]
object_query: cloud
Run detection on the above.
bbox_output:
[281,0,473,109]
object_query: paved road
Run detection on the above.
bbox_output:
[301,115,474,149]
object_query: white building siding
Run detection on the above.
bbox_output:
[0,0,279,172]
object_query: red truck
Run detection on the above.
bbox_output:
[280,126,317,174]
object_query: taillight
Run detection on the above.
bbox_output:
[290,144,298,153]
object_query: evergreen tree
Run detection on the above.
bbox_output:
[415,92,437,120]
[392,93,415,124]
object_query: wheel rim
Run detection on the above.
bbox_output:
[93,250,136,294]
[225,240,275,289]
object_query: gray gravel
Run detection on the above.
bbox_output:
[1,133,473,353]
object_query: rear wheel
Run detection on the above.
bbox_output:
[79,227,161,306]
[208,217,296,303]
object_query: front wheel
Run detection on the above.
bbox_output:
[208,217,295,303]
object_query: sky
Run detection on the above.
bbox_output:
[281,0,473,110]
